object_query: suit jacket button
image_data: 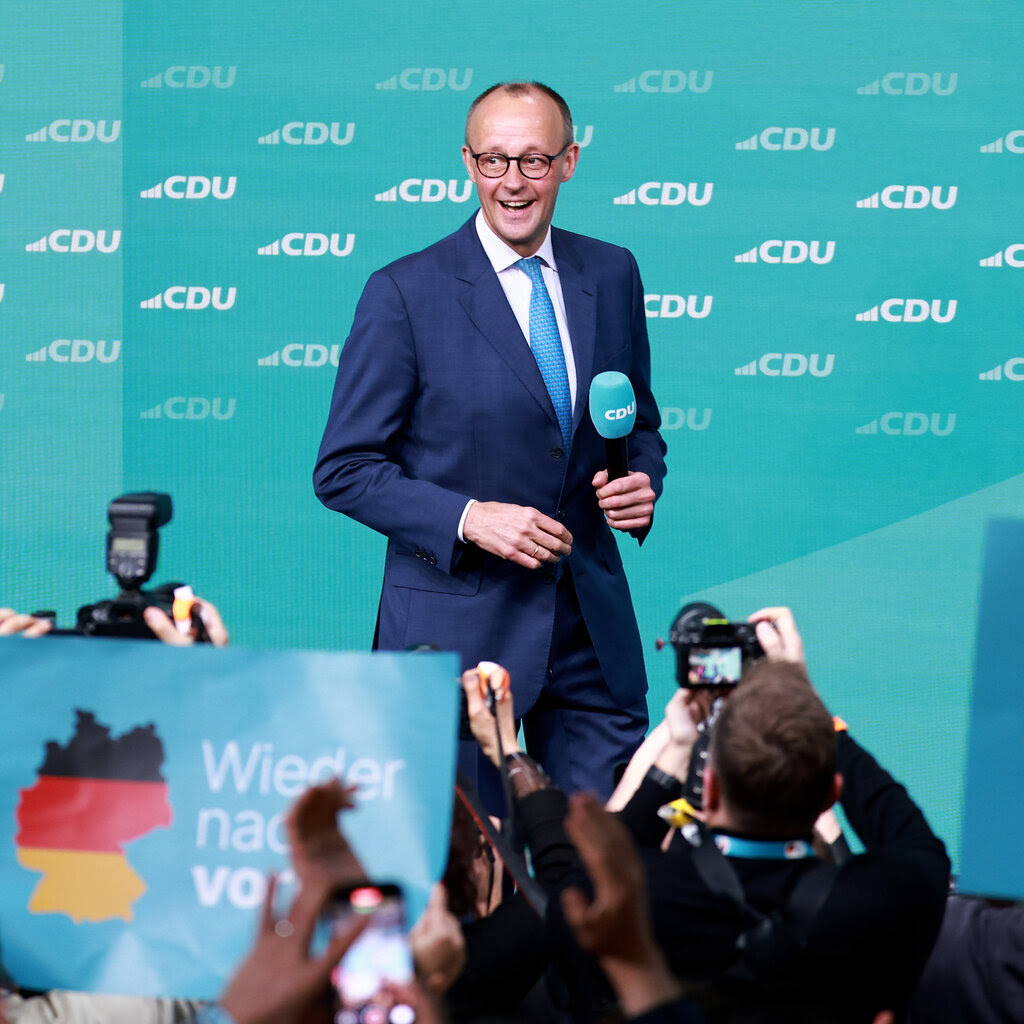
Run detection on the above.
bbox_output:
[556,509,566,521]
[428,556,437,566]
[549,447,564,459]
[542,571,556,585]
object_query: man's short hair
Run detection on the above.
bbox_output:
[465,80,574,150]
[709,660,837,836]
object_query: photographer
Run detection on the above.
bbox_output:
[607,606,804,831]
[605,607,950,1022]
[457,610,949,1021]
[2,493,228,647]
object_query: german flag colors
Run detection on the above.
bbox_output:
[15,710,171,923]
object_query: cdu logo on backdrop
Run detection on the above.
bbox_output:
[613,71,713,93]
[257,123,354,146]
[141,66,236,88]
[855,300,957,323]
[735,127,835,151]
[734,354,835,378]
[25,230,120,254]
[644,294,713,319]
[613,182,713,206]
[140,398,237,421]
[735,241,835,265]
[140,177,237,200]
[256,234,354,257]
[26,120,120,143]
[375,69,473,91]
[980,130,1024,154]
[139,287,237,310]
[856,72,957,95]
[573,125,593,148]
[978,359,1024,382]
[660,408,712,432]
[855,413,956,436]
[374,180,473,204]
[25,340,121,364]
[979,245,1024,267]
[856,186,957,209]
[258,345,340,368]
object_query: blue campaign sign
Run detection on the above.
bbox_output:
[0,636,459,998]
[959,519,1024,900]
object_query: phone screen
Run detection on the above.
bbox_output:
[688,646,742,685]
[327,883,416,1024]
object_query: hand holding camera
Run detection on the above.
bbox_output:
[663,603,808,810]
[668,602,807,688]
[142,599,229,647]
[747,605,805,667]
[31,492,223,644]
[668,602,765,687]
[0,608,53,638]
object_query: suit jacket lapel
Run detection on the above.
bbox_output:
[552,228,597,435]
[453,218,561,430]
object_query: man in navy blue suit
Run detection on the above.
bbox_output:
[314,81,667,799]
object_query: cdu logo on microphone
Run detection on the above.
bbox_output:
[589,371,636,438]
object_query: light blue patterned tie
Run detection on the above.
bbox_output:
[517,256,573,448]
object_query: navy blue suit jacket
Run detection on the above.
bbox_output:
[314,215,667,710]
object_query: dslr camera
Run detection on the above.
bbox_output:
[666,602,766,809]
[669,601,764,687]
[40,492,206,641]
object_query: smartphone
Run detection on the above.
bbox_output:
[325,882,416,1024]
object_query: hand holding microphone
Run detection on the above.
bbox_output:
[589,372,656,532]
[589,371,636,480]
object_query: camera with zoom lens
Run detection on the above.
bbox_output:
[669,601,764,688]
[37,492,207,641]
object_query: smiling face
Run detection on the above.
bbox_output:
[462,87,579,257]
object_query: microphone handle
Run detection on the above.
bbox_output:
[606,438,629,481]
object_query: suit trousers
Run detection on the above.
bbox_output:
[460,569,649,812]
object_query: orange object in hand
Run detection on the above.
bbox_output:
[171,585,197,635]
[476,661,510,702]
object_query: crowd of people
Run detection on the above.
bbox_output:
[4,601,1022,1023]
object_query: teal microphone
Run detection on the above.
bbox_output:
[588,371,636,480]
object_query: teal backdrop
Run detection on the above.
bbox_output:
[3,0,1024,875]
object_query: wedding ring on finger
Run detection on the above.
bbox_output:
[532,544,540,558]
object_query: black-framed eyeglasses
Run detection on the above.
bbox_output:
[469,144,569,179]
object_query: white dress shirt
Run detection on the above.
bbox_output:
[473,209,578,411]
[458,211,579,541]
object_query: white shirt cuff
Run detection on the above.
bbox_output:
[457,498,477,543]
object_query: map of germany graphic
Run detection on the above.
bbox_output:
[15,710,172,923]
